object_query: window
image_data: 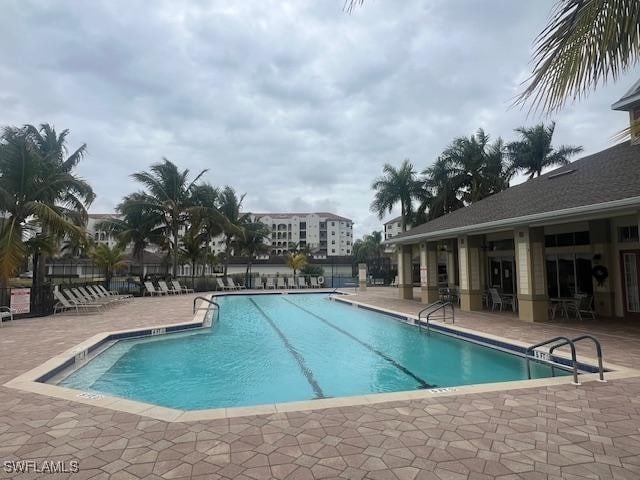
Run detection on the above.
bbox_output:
[346,241,351,245]
[331,249,335,253]
[619,225,639,243]
[346,249,351,254]
[331,240,335,245]
[331,221,335,226]
[545,231,590,247]
[331,231,335,235]
[397,222,401,228]
[300,222,306,230]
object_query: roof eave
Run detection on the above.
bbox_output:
[385,196,640,245]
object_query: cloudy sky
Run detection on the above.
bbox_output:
[2,0,639,238]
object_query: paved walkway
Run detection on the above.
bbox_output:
[1,290,640,479]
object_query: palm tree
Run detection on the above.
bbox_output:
[371,160,422,232]
[179,221,208,289]
[507,122,583,179]
[0,126,94,289]
[517,0,640,113]
[126,159,207,277]
[238,222,270,286]
[287,241,312,256]
[418,157,465,221]
[286,252,308,276]
[442,129,511,205]
[90,243,127,290]
[98,194,165,278]
[218,186,250,276]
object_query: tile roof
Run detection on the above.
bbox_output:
[390,142,640,242]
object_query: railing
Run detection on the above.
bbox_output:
[417,300,454,332]
[548,335,605,382]
[193,296,220,322]
[525,336,579,385]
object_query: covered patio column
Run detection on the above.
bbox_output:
[419,241,439,303]
[458,235,483,311]
[397,244,414,300]
[514,227,548,322]
[446,239,458,287]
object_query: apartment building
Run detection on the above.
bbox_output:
[383,215,411,253]
[86,211,354,258]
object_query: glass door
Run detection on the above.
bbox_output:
[622,252,640,317]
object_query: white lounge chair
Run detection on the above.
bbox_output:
[297,276,308,288]
[287,277,297,289]
[158,280,178,295]
[54,289,103,314]
[94,285,132,300]
[265,278,275,289]
[0,306,15,326]
[144,282,166,296]
[390,276,399,287]
[216,278,233,291]
[253,278,265,289]
[172,280,194,294]
[276,277,287,289]
[310,277,320,288]
[227,278,246,290]
[76,287,117,307]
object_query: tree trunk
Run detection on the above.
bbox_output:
[172,230,179,278]
[245,259,252,288]
[224,238,230,277]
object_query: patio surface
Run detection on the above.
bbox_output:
[1,288,640,479]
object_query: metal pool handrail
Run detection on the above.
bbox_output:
[548,335,605,382]
[526,336,578,385]
[417,301,454,332]
[193,296,220,322]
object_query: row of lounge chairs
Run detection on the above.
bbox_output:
[144,280,194,296]
[54,285,133,314]
[216,276,324,290]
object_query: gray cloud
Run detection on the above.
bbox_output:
[1,0,638,238]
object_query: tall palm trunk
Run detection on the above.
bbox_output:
[224,238,231,277]
[172,229,179,278]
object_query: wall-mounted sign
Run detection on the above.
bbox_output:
[11,288,30,315]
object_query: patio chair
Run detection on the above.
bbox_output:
[144,282,166,296]
[276,277,287,289]
[88,285,127,303]
[172,280,194,294]
[297,276,308,288]
[567,294,597,321]
[54,289,103,314]
[390,276,399,287]
[158,280,178,295]
[287,277,297,289]
[227,278,246,290]
[265,278,275,289]
[253,278,265,289]
[309,277,320,288]
[0,306,15,326]
[216,278,233,291]
[488,288,515,312]
[77,286,117,307]
[94,285,132,300]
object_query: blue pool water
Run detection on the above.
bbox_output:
[60,294,567,410]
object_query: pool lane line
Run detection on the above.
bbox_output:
[282,297,435,389]
[248,298,325,399]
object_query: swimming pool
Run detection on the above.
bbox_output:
[59,293,568,410]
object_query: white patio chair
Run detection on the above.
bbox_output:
[309,277,319,288]
[488,288,514,312]
[144,282,166,296]
[94,285,132,300]
[227,278,246,290]
[172,280,194,294]
[0,306,15,326]
[253,278,265,289]
[287,277,297,289]
[158,280,178,295]
[77,287,117,307]
[297,276,308,288]
[265,278,275,289]
[276,277,287,289]
[567,294,597,321]
[390,276,399,287]
[216,278,233,291]
[55,289,103,314]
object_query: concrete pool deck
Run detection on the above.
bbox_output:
[2,288,640,478]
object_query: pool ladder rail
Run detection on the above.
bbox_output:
[525,335,605,385]
[416,301,455,332]
[193,296,220,323]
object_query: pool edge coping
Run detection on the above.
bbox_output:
[4,289,639,423]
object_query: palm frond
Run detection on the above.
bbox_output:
[516,0,640,113]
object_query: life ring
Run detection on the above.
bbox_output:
[317,276,325,285]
